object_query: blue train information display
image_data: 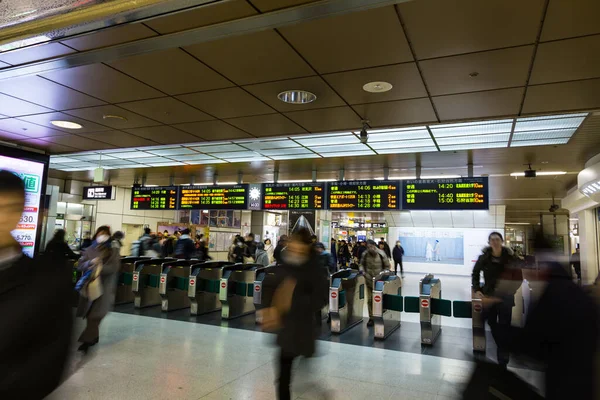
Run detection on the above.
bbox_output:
[401,178,489,210]
[326,180,399,210]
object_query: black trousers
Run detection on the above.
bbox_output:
[277,350,297,400]
[484,301,512,366]
[572,262,582,280]
[394,259,403,273]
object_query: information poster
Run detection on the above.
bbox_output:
[131,186,178,210]
[0,155,45,257]
[263,182,324,210]
[326,180,399,210]
[402,178,489,210]
[179,184,248,210]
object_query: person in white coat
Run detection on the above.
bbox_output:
[264,238,275,263]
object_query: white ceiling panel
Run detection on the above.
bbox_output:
[430,121,513,137]
[516,112,587,122]
[225,157,272,162]
[430,211,453,227]
[369,139,435,149]
[109,151,154,159]
[435,133,510,145]
[369,126,427,134]
[191,143,244,153]
[259,148,314,156]
[439,142,507,151]
[175,154,217,161]
[409,211,433,227]
[511,129,575,141]
[72,154,116,161]
[270,154,322,160]
[320,150,374,158]
[147,161,186,167]
[127,157,170,164]
[367,129,431,142]
[451,211,474,228]
[147,148,199,156]
[208,151,262,158]
[184,159,227,165]
[295,135,356,147]
[375,146,438,154]
[49,157,80,163]
[510,138,570,147]
[514,116,586,132]
[310,143,370,153]
[239,140,301,151]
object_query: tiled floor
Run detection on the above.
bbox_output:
[48,312,543,400]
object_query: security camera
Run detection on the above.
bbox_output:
[360,127,368,144]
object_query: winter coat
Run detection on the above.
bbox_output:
[359,249,389,288]
[76,239,121,320]
[392,245,405,263]
[264,243,275,263]
[0,250,73,399]
[175,235,195,259]
[245,240,257,261]
[472,246,522,302]
[45,238,78,260]
[274,254,329,357]
[380,241,392,258]
[274,241,286,264]
[256,249,270,267]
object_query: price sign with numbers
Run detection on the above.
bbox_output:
[262,183,324,210]
[326,180,400,210]
[401,177,489,210]
[130,186,178,210]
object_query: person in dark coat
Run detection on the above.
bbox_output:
[392,240,405,275]
[472,231,522,367]
[80,232,93,250]
[174,229,195,259]
[330,238,337,265]
[379,237,392,259]
[262,229,329,400]
[244,232,257,262]
[45,229,79,260]
[76,225,121,353]
[0,171,73,399]
[337,240,350,268]
[273,235,288,264]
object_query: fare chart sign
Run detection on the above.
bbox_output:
[263,182,324,210]
[326,180,400,210]
[401,177,489,210]
[131,186,178,210]
[179,184,249,210]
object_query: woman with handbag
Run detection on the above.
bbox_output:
[76,225,121,353]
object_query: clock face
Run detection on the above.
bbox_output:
[249,187,261,201]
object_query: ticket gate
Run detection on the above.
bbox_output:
[220,263,260,320]
[253,264,277,324]
[420,274,442,345]
[188,261,233,316]
[159,260,196,311]
[115,257,150,305]
[471,298,486,351]
[132,258,174,308]
[329,269,366,334]
[372,271,402,340]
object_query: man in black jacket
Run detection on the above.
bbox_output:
[472,231,522,367]
[392,240,405,276]
[0,171,73,399]
[245,232,257,262]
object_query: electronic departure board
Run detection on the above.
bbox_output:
[179,184,248,210]
[131,186,178,210]
[401,177,489,210]
[326,180,399,210]
[263,183,324,210]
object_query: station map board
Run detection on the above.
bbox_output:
[263,182,324,210]
[179,184,249,209]
[131,186,178,210]
[401,178,489,210]
[326,180,400,210]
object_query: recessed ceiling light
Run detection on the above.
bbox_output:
[50,120,83,129]
[277,90,317,104]
[469,72,479,78]
[541,161,549,164]
[103,114,128,122]
[362,81,393,93]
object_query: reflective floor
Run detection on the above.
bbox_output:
[48,312,543,400]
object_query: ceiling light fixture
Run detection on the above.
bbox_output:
[510,171,566,177]
[362,81,393,93]
[469,72,479,78]
[103,114,128,122]
[277,90,316,104]
[420,175,462,179]
[51,120,83,129]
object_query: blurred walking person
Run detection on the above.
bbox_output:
[261,229,329,400]
[0,171,73,399]
[255,242,270,266]
[359,240,390,327]
[45,228,79,261]
[76,225,121,353]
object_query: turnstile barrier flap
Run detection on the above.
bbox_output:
[383,294,403,312]
[404,296,420,313]
[452,301,472,318]
[431,298,452,317]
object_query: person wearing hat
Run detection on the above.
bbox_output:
[359,239,391,326]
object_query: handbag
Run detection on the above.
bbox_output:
[463,360,543,400]
[84,263,104,302]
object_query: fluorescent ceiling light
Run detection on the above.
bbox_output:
[510,171,567,177]
[146,162,185,167]
[110,151,153,159]
[215,182,239,185]
[175,154,216,161]
[435,133,509,145]
[270,154,322,160]
[184,160,226,165]
[431,122,513,137]
[143,185,159,187]
[259,148,313,156]
[515,117,585,132]
[148,148,198,156]
[276,179,312,183]
[316,178,337,182]
[225,157,272,162]
[511,129,574,141]
[368,126,427,134]
[295,135,357,147]
[510,138,569,147]
[420,175,462,179]
[207,151,262,159]
[389,176,417,180]
[439,142,507,151]
[0,35,50,52]
[506,222,531,225]
[369,139,435,150]
[375,147,438,154]
[367,130,430,142]
[192,144,244,153]
[49,157,80,163]
[310,143,369,153]
[50,120,83,129]
[516,113,587,122]
[240,140,300,151]
[320,150,374,158]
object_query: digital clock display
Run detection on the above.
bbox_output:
[326,180,399,210]
[263,183,324,210]
[131,186,178,210]
[401,178,489,210]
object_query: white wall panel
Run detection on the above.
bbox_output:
[473,210,495,228]
[95,213,123,233]
[430,211,453,227]
[410,211,433,227]
[451,211,474,228]
[122,215,144,225]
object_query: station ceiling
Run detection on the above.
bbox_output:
[0,0,599,224]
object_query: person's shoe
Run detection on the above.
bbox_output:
[367,319,374,327]
[78,342,92,354]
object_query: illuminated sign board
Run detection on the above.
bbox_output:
[83,186,114,200]
[179,184,248,210]
[326,180,399,210]
[131,186,178,210]
[263,182,324,210]
[401,177,489,210]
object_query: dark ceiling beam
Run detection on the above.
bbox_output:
[0,0,412,81]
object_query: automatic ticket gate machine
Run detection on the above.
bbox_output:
[132,258,174,308]
[253,264,278,324]
[372,271,403,340]
[188,261,233,316]
[329,268,366,334]
[159,260,196,311]
[419,274,442,345]
[220,263,260,320]
[115,257,150,305]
